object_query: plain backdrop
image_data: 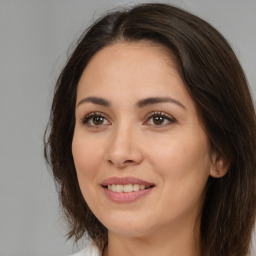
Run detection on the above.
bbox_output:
[0,0,255,255]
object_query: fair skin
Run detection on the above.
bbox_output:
[72,41,226,256]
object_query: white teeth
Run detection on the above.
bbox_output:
[116,185,124,193]
[124,184,133,192]
[133,184,139,191]
[107,184,150,193]
[112,184,116,192]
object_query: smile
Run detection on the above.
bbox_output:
[106,184,152,193]
[101,177,155,202]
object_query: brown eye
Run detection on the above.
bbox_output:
[145,112,175,127]
[81,112,110,127]
[92,116,104,125]
[152,116,165,125]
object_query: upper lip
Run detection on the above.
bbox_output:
[101,176,155,187]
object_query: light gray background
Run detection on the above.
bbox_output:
[0,0,255,255]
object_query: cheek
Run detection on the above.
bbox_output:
[146,129,211,202]
[148,131,210,172]
[72,132,103,194]
[71,133,108,218]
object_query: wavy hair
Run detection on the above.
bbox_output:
[44,3,256,255]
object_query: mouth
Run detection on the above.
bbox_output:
[102,184,155,193]
[100,176,155,202]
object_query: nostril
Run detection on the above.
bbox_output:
[107,159,135,168]
[124,160,134,164]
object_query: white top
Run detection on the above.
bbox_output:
[69,242,102,256]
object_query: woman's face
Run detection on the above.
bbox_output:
[72,41,214,238]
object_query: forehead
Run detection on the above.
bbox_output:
[77,41,182,94]
[87,40,177,67]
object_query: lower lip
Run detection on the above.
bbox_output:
[102,186,154,203]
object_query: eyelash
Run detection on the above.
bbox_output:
[145,111,176,127]
[81,112,109,128]
[81,111,176,128]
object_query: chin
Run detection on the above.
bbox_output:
[100,212,155,237]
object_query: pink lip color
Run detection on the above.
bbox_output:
[101,176,154,186]
[102,187,153,203]
[101,176,155,203]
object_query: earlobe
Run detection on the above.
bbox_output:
[209,152,229,178]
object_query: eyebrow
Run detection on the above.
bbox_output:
[77,96,186,110]
[136,97,186,109]
[77,97,110,107]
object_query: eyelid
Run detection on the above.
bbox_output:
[144,111,176,126]
[80,111,176,128]
[80,111,111,127]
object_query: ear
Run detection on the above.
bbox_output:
[209,151,230,178]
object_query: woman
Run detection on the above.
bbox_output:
[44,3,256,256]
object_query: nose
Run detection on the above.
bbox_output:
[106,124,143,169]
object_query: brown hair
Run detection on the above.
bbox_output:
[44,3,256,255]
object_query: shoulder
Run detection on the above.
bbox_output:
[69,242,102,256]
